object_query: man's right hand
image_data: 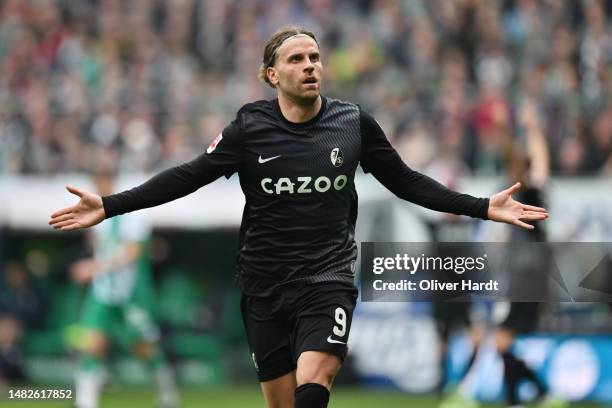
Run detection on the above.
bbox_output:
[48,186,106,231]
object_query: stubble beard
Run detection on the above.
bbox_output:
[284,84,320,107]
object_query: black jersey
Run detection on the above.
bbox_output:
[506,185,549,300]
[102,97,489,296]
[510,186,546,242]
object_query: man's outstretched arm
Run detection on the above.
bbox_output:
[359,109,548,229]
[48,157,224,231]
[50,120,244,231]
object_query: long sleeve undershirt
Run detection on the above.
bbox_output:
[102,157,222,218]
[359,110,489,219]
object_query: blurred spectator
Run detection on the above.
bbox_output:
[0,0,609,176]
[0,260,46,330]
[0,315,26,385]
[0,260,45,385]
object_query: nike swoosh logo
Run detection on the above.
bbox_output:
[326,335,346,345]
[258,155,281,164]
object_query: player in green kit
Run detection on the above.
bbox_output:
[70,169,178,408]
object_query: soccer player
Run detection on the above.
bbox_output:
[440,101,565,408]
[494,102,565,408]
[69,169,178,408]
[50,26,548,408]
[425,213,484,400]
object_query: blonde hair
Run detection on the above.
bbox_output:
[258,26,319,88]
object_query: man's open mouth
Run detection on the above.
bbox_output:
[303,78,317,84]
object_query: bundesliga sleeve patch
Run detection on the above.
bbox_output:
[206,133,223,154]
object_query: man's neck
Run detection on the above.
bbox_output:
[277,93,322,123]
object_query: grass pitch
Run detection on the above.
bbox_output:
[0,387,604,407]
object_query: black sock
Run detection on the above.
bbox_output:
[437,342,447,397]
[502,351,521,405]
[461,345,479,379]
[514,357,547,397]
[502,350,547,404]
[294,383,330,408]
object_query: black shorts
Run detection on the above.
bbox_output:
[240,281,358,382]
[500,302,540,333]
[434,301,471,341]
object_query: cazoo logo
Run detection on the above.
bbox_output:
[261,175,348,194]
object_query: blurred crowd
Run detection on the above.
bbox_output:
[0,0,610,176]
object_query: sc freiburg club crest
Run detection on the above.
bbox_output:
[330,148,344,167]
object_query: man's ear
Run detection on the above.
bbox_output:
[267,67,279,86]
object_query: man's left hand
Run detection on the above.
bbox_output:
[487,182,548,230]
